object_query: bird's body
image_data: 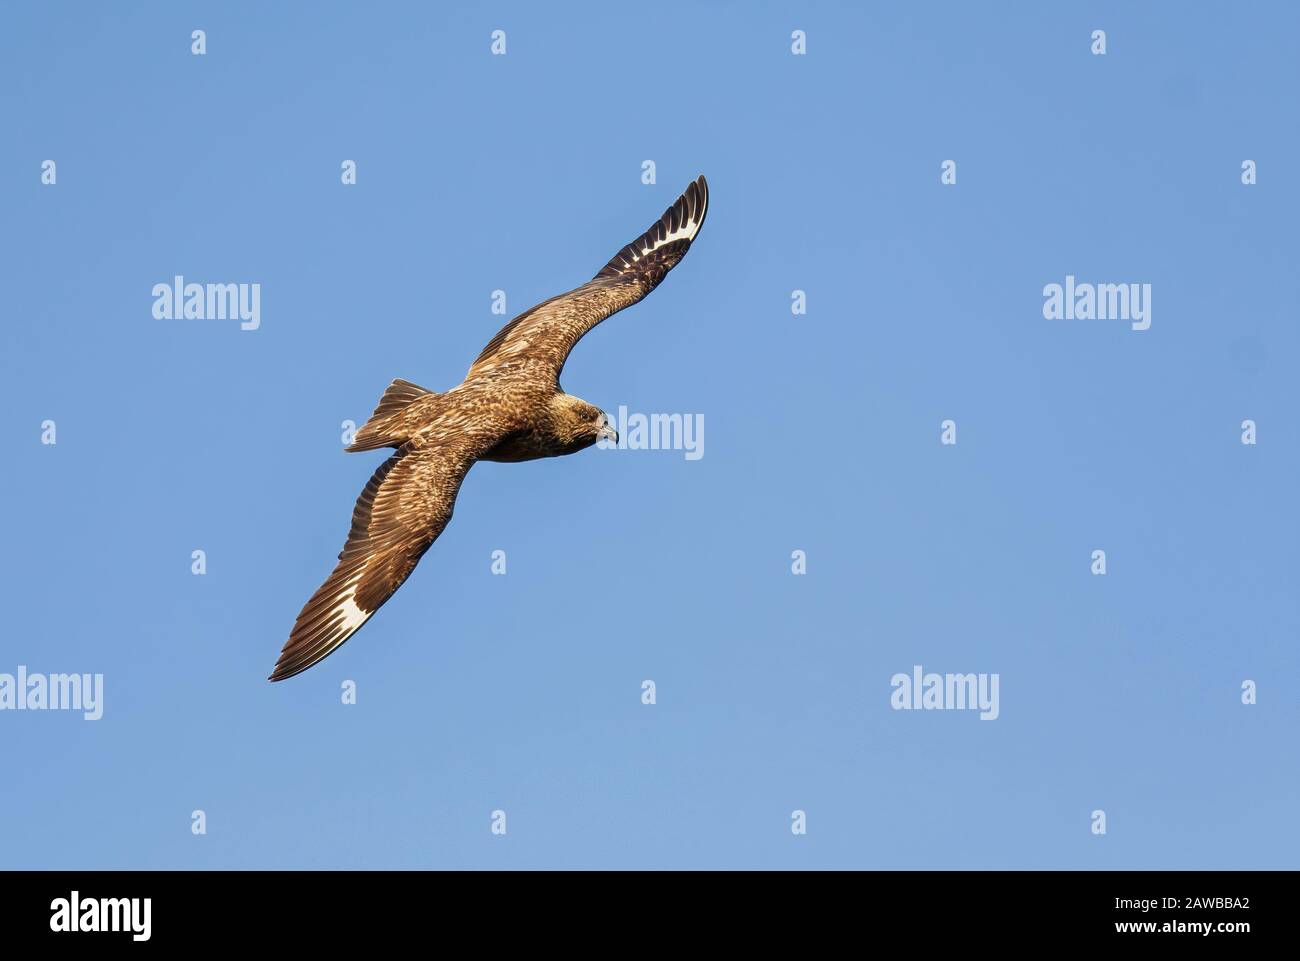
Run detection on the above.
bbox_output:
[270,175,709,681]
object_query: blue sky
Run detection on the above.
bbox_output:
[1,1,1296,869]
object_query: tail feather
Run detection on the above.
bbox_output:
[346,378,434,452]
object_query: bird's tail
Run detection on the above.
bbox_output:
[346,378,435,452]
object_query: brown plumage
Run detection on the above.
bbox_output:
[270,175,709,681]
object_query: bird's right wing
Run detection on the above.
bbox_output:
[270,438,479,682]
[466,175,708,381]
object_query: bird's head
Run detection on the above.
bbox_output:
[550,394,617,450]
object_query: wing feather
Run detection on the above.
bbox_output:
[270,440,478,681]
[467,175,708,380]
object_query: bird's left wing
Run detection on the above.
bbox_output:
[270,437,480,682]
[467,175,708,380]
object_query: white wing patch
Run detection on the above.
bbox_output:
[622,187,705,266]
[333,574,374,637]
[595,175,709,284]
[302,570,374,666]
[642,213,701,253]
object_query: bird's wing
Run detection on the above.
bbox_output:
[270,438,480,682]
[467,175,708,380]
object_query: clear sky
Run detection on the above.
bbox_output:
[2,1,1296,869]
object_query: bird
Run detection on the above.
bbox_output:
[269,175,709,681]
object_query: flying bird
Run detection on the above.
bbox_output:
[270,175,709,681]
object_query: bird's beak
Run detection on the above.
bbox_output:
[596,415,618,444]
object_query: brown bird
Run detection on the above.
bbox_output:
[270,175,709,681]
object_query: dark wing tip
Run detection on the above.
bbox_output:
[267,659,323,683]
[595,174,710,285]
[269,564,376,682]
[692,174,709,225]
